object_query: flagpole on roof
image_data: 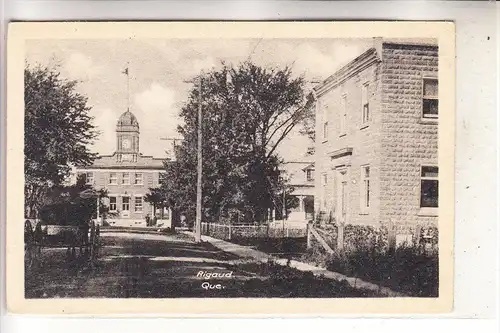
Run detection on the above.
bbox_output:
[122,63,130,112]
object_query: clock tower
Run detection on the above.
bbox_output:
[116,110,140,162]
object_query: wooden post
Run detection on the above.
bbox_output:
[306,223,312,249]
[337,223,345,250]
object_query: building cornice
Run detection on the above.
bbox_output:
[313,48,381,97]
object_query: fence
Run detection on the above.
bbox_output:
[201,222,307,240]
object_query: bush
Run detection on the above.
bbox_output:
[304,224,438,297]
[325,243,438,297]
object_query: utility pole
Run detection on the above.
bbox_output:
[183,73,204,243]
[195,75,203,243]
[160,137,181,160]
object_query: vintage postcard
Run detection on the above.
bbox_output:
[6,21,455,315]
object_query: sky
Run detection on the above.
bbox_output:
[26,38,374,161]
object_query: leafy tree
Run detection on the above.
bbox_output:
[298,93,316,143]
[24,64,98,217]
[158,61,310,224]
[144,187,170,219]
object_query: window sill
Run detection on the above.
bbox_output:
[322,139,328,144]
[419,117,438,125]
[418,207,438,217]
[360,124,369,130]
[359,211,370,216]
[339,133,346,138]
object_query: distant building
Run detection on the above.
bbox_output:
[75,110,170,227]
[313,39,438,243]
[280,155,315,222]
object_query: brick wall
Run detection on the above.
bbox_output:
[89,170,162,222]
[379,43,439,235]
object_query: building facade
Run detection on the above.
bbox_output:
[280,158,315,222]
[314,39,438,243]
[75,110,170,227]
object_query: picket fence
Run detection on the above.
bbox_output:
[201,222,307,240]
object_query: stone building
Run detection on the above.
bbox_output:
[75,110,170,227]
[313,39,438,245]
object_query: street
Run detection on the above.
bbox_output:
[25,231,376,298]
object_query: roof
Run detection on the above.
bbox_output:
[313,38,438,97]
[77,153,166,170]
[117,110,139,129]
[313,47,380,97]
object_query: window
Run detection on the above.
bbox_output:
[109,196,117,211]
[134,173,143,185]
[361,166,370,209]
[420,166,438,207]
[322,173,328,185]
[85,172,94,185]
[159,172,167,186]
[422,78,438,118]
[306,169,315,182]
[122,196,130,211]
[122,172,130,185]
[323,121,328,140]
[134,196,143,212]
[340,94,347,135]
[362,83,370,124]
[109,172,117,185]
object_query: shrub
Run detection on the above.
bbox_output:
[325,242,438,297]
[306,223,438,297]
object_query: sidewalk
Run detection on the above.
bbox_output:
[183,231,406,297]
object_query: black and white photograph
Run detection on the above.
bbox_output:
[6,22,455,314]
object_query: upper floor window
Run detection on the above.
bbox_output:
[321,101,328,141]
[84,172,94,185]
[322,173,328,186]
[420,166,438,207]
[122,172,130,185]
[306,169,315,182]
[340,94,347,135]
[134,173,143,185]
[362,83,370,124]
[422,78,438,118]
[109,172,117,185]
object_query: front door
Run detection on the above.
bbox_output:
[121,196,130,217]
